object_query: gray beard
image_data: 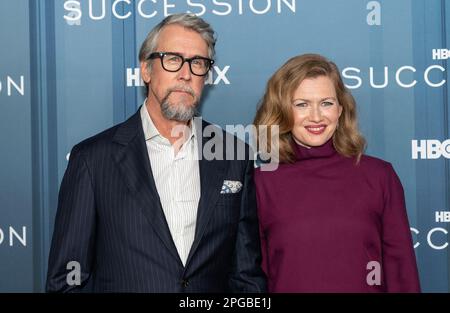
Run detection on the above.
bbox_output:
[160,88,199,122]
[161,100,197,122]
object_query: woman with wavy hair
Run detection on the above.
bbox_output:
[253,54,420,292]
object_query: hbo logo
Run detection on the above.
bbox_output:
[411,139,450,159]
[432,49,450,60]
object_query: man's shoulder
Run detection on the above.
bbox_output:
[198,118,223,135]
[198,118,255,160]
[199,118,250,145]
[71,124,119,154]
[71,112,140,157]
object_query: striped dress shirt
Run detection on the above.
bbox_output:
[140,104,200,266]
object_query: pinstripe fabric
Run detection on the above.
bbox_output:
[140,104,200,266]
[45,107,267,293]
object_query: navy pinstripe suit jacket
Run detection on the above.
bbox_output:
[46,109,267,292]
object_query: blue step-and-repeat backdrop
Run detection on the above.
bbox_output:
[0,0,449,292]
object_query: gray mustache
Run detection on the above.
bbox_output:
[167,86,196,98]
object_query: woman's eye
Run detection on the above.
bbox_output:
[294,102,307,107]
[322,101,334,107]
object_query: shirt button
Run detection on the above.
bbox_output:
[181,279,189,287]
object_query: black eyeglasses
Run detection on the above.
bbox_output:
[147,52,214,76]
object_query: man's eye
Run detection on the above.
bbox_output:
[191,59,205,67]
[166,55,181,63]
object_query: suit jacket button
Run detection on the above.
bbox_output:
[181,279,189,287]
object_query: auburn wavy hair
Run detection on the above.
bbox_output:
[254,53,366,163]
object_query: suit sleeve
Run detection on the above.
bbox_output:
[228,158,267,292]
[381,163,421,292]
[46,146,96,292]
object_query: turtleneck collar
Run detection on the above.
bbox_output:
[293,138,337,161]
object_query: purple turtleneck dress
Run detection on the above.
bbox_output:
[254,139,420,292]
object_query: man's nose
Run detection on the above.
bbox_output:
[177,61,192,80]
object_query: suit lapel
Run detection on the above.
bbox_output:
[112,111,182,264]
[185,119,227,267]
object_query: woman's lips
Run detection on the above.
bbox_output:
[305,125,326,135]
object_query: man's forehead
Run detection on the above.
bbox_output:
[156,25,208,56]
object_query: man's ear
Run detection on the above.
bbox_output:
[140,61,151,84]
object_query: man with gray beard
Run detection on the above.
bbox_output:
[46,13,266,293]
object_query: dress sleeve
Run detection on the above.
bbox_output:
[381,163,421,292]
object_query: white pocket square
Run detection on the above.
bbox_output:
[220,180,243,194]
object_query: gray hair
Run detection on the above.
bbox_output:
[139,13,216,64]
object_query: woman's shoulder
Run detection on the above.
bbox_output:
[255,163,283,178]
[358,154,397,177]
[360,154,390,166]
[254,161,296,184]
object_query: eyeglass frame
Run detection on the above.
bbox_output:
[147,52,215,77]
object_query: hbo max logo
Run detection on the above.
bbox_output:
[411,139,450,159]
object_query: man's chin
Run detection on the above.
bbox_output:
[161,105,196,121]
[171,98,198,109]
[170,94,196,106]
[167,104,194,116]
[166,112,195,122]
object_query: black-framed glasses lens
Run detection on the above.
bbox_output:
[150,53,213,76]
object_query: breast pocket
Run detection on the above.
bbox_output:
[217,191,242,207]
